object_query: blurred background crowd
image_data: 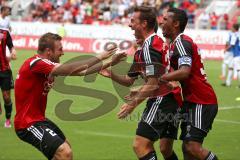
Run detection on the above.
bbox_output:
[1,0,240,30]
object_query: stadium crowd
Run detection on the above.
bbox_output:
[15,0,204,27]
[1,0,239,30]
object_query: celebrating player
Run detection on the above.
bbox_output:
[14,32,124,160]
[101,6,181,160]
[161,8,218,160]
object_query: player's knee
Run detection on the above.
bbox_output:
[184,142,201,156]
[2,92,11,104]
[133,138,142,153]
[160,144,172,157]
[62,147,72,159]
[160,139,174,157]
[54,143,72,160]
[133,136,153,154]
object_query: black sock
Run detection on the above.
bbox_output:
[205,152,218,160]
[4,102,12,119]
[139,151,157,160]
[165,151,178,160]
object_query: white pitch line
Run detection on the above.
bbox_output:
[215,119,240,125]
[74,118,240,139]
[75,130,133,139]
[219,106,240,110]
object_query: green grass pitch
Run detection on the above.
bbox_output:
[0,49,239,160]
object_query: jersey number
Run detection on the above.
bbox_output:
[45,128,57,137]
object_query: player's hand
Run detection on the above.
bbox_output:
[124,92,137,101]
[111,52,127,66]
[117,103,136,119]
[124,86,140,101]
[11,48,17,60]
[98,46,117,60]
[168,81,180,88]
[99,69,111,78]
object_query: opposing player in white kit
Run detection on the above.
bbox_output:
[220,25,237,80]
[222,24,240,87]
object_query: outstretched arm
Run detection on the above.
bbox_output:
[99,69,135,87]
[50,47,117,76]
[76,52,127,76]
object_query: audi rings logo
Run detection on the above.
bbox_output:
[92,39,133,53]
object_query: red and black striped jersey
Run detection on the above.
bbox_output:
[0,29,13,71]
[128,33,168,80]
[128,34,182,105]
[169,33,217,104]
[14,55,58,130]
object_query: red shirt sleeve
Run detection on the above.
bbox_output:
[30,58,58,75]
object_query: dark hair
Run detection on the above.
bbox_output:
[168,8,188,33]
[134,6,157,31]
[233,23,239,31]
[1,6,11,13]
[38,32,62,54]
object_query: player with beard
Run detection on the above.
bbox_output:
[101,6,182,160]
[14,32,125,160]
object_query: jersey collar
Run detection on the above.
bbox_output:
[144,32,156,44]
[171,33,184,44]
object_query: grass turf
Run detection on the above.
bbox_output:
[0,50,239,160]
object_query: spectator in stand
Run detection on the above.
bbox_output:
[210,12,219,30]
[199,11,210,29]
[102,0,111,22]
[181,0,191,11]
[110,0,119,20]
[118,0,127,20]
[19,0,203,28]
[220,13,229,30]
[187,2,197,28]
[42,0,53,21]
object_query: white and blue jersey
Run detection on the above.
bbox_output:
[234,32,240,57]
[228,32,239,57]
[228,32,240,70]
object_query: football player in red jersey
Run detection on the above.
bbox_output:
[14,32,124,160]
[0,28,16,128]
[161,8,218,160]
[105,6,181,160]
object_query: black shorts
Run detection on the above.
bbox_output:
[0,70,14,90]
[136,94,180,142]
[179,102,218,143]
[16,119,66,160]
